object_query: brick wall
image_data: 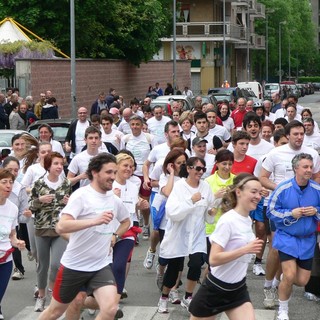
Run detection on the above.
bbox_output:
[16,59,191,118]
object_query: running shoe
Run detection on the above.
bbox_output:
[34,297,46,312]
[263,287,275,308]
[157,297,169,313]
[143,249,156,269]
[27,251,35,261]
[12,268,24,280]
[0,305,4,320]
[277,310,289,320]
[121,288,128,299]
[142,226,150,240]
[169,289,181,304]
[34,285,39,300]
[87,309,96,315]
[180,296,192,310]
[252,263,265,276]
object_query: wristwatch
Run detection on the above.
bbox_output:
[113,233,121,242]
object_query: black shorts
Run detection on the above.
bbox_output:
[53,264,116,304]
[278,251,313,271]
[189,273,250,317]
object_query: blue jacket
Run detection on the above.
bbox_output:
[267,177,320,259]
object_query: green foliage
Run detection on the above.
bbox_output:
[252,0,320,80]
[0,0,172,66]
[298,76,320,83]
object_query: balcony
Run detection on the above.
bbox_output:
[251,2,265,18]
[234,34,265,49]
[161,22,246,43]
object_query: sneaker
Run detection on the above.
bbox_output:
[263,287,275,308]
[27,251,35,261]
[135,234,140,246]
[142,226,150,240]
[156,264,164,291]
[121,288,128,299]
[0,306,4,320]
[304,292,320,301]
[34,297,46,312]
[253,263,265,276]
[276,310,289,320]
[34,285,39,300]
[47,288,53,300]
[143,249,156,269]
[12,268,24,280]
[114,306,124,319]
[87,309,96,315]
[169,289,181,304]
[180,296,192,310]
[157,297,169,313]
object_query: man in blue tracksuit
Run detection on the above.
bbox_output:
[267,153,320,320]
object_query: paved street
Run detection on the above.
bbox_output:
[3,92,320,320]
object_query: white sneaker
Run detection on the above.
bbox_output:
[121,288,128,299]
[142,226,150,240]
[180,296,192,310]
[304,292,319,301]
[157,297,169,313]
[34,296,46,312]
[88,309,96,315]
[277,310,289,320]
[12,268,24,280]
[143,249,156,269]
[27,251,35,261]
[169,289,181,304]
[253,263,265,276]
[34,285,39,300]
[263,287,275,308]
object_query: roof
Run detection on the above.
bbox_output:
[0,18,30,43]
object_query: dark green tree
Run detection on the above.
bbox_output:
[0,0,172,66]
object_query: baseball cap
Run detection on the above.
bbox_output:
[109,107,120,115]
[192,137,208,146]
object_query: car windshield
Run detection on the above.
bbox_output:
[265,85,279,90]
[28,125,69,141]
[0,133,15,147]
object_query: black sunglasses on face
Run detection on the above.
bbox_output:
[189,166,206,173]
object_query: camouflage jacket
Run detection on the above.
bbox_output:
[29,178,72,230]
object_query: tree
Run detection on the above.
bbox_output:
[0,0,172,66]
[252,0,319,80]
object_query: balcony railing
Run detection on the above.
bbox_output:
[234,34,265,49]
[171,22,246,42]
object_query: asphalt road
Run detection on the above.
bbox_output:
[3,91,320,320]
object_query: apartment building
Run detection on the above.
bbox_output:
[153,0,265,94]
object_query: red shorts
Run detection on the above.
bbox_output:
[137,175,151,198]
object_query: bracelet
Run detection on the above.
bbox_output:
[112,233,121,242]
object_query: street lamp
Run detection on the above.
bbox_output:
[278,21,286,83]
[223,0,226,83]
[288,35,291,80]
[70,0,76,119]
[265,9,274,82]
[246,3,250,81]
[173,0,177,94]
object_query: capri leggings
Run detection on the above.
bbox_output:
[162,252,205,289]
[0,260,13,305]
[112,239,135,294]
[35,235,67,289]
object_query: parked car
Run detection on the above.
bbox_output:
[237,81,263,100]
[312,83,320,91]
[0,129,30,161]
[27,119,72,144]
[296,84,306,97]
[191,95,217,107]
[263,83,280,100]
[150,95,195,115]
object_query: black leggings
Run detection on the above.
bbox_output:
[162,252,205,289]
[13,223,31,274]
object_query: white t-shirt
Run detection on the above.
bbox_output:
[160,179,215,258]
[51,139,65,158]
[210,209,255,283]
[21,163,65,188]
[101,129,124,151]
[209,125,231,142]
[274,108,286,119]
[147,143,170,164]
[228,139,274,161]
[113,180,139,223]
[222,117,235,133]
[120,133,156,176]
[149,159,164,193]
[262,144,320,185]
[147,116,171,144]
[68,150,98,187]
[203,153,216,180]
[117,120,131,135]
[0,199,18,263]
[60,185,130,271]
[303,133,320,151]
[75,121,90,155]
[246,139,274,161]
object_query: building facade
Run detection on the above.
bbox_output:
[154,0,265,94]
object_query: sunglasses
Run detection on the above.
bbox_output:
[189,166,206,173]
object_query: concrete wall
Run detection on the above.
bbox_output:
[15,59,191,118]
